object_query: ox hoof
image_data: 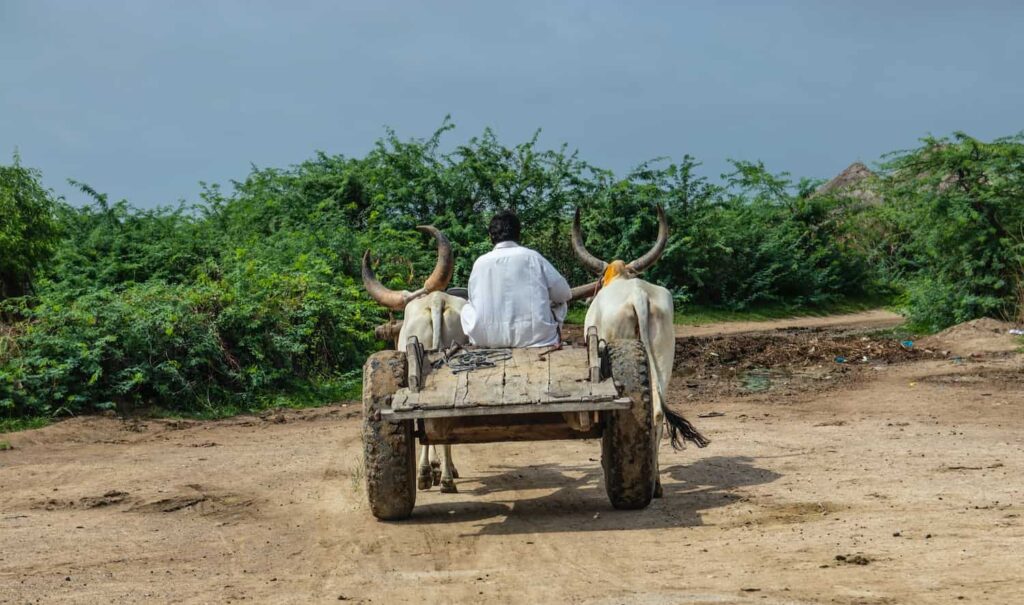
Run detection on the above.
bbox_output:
[440,480,458,494]
[653,479,664,499]
[431,468,442,486]
[418,468,433,491]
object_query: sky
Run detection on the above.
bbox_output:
[2,1,1023,208]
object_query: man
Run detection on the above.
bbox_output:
[460,210,572,348]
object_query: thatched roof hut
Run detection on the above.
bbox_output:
[814,162,882,205]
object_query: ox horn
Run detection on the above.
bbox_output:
[415,225,455,294]
[569,279,602,302]
[571,208,608,276]
[361,250,408,311]
[625,205,669,274]
[360,225,455,311]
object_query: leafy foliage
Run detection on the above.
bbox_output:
[868,133,1024,330]
[576,157,870,309]
[5,124,1018,420]
[0,155,60,300]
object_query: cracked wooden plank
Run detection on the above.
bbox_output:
[389,345,619,411]
[465,355,506,407]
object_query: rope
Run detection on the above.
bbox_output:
[445,349,513,374]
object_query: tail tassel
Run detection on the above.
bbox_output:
[663,405,710,450]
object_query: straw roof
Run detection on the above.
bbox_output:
[814,162,882,204]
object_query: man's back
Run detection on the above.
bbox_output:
[460,241,571,348]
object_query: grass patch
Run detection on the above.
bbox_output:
[675,297,889,326]
[151,372,362,422]
[0,416,51,434]
[565,305,588,325]
[863,324,928,342]
[1,373,362,427]
[0,440,11,450]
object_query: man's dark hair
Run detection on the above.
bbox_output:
[488,210,521,244]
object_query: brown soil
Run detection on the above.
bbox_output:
[2,314,1023,604]
[917,317,1022,357]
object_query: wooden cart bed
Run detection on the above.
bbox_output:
[382,346,629,420]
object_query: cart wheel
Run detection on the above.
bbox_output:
[602,340,657,510]
[362,350,417,520]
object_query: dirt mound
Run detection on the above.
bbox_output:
[932,317,1016,339]
[667,328,940,402]
[918,318,1022,356]
[674,329,928,373]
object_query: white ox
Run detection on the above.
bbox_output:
[571,207,708,497]
[362,226,467,493]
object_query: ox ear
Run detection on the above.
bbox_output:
[446,287,468,300]
[571,208,608,276]
[626,205,669,274]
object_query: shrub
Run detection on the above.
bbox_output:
[0,267,381,418]
[0,123,911,420]
[0,155,60,301]
[874,133,1024,328]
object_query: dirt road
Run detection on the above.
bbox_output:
[2,313,1022,604]
[674,309,905,338]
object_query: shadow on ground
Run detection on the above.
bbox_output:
[403,456,780,534]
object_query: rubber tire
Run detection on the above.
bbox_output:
[602,340,657,510]
[362,350,417,520]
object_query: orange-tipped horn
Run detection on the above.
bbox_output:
[571,208,608,276]
[361,250,408,311]
[626,205,668,274]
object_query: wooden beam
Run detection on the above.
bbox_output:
[421,412,604,444]
[406,337,424,392]
[587,326,601,383]
[382,397,632,420]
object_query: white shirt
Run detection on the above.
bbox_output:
[460,241,572,348]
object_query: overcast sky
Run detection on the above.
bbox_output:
[2,1,1022,208]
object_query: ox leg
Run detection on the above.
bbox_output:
[417,444,433,491]
[429,445,442,486]
[439,445,458,493]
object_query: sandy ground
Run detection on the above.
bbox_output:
[1,313,1022,605]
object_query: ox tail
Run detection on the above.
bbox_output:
[662,402,710,449]
[430,295,444,351]
[631,291,709,451]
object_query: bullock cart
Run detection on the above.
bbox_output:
[362,329,659,520]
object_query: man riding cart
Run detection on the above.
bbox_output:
[360,207,707,520]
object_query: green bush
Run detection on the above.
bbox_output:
[871,133,1024,329]
[0,155,60,300]
[1,269,380,418]
[24,122,1005,421]
[576,158,871,309]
